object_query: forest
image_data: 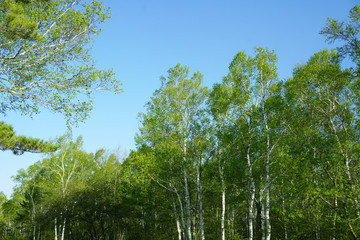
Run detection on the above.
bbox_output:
[1,1,360,240]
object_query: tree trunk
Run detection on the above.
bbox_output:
[176,190,187,240]
[246,139,255,240]
[259,94,273,240]
[177,217,182,240]
[33,225,36,240]
[281,177,288,240]
[196,160,205,240]
[61,218,66,240]
[221,173,226,240]
[265,116,271,240]
[218,150,226,240]
[37,225,41,240]
[183,144,192,240]
[247,159,255,240]
[260,189,265,240]
[54,218,58,240]
[172,196,182,240]
[333,196,337,240]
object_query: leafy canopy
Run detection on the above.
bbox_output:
[0,0,121,125]
[0,121,57,155]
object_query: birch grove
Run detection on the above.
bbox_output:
[1,4,360,240]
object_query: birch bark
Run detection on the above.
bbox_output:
[220,164,226,240]
[263,103,271,240]
[246,141,255,240]
[54,218,58,240]
[172,197,182,240]
[196,160,205,240]
[183,146,192,240]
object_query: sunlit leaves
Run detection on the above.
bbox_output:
[0,0,121,125]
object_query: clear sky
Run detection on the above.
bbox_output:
[0,0,356,197]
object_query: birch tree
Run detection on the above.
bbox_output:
[12,162,46,240]
[213,48,280,240]
[138,64,209,240]
[208,77,241,240]
[0,0,121,124]
[285,49,359,239]
[42,135,90,240]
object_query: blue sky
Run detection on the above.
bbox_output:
[0,0,356,197]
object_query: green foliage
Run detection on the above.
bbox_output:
[321,5,360,68]
[2,4,360,240]
[0,0,121,125]
[0,0,42,39]
[0,121,57,154]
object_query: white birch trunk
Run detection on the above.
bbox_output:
[329,115,360,218]
[177,218,182,240]
[217,145,226,240]
[196,161,205,240]
[174,188,187,240]
[183,143,192,240]
[264,111,271,240]
[221,176,226,240]
[54,218,58,240]
[247,143,255,240]
[61,218,66,240]
[260,189,265,240]
[172,197,182,240]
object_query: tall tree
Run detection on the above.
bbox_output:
[12,162,46,240]
[321,5,360,76]
[0,0,121,124]
[43,135,91,240]
[137,64,209,240]
[285,49,359,239]
[212,47,280,240]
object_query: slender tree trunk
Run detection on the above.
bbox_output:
[192,211,196,239]
[333,196,337,240]
[175,188,187,240]
[329,116,360,217]
[183,143,192,240]
[260,189,265,240]
[196,159,205,240]
[176,219,182,240]
[264,112,271,240]
[172,196,182,240]
[247,143,255,240]
[281,177,288,240]
[248,183,255,240]
[61,218,66,240]
[177,217,182,240]
[184,164,191,240]
[30,185,36,240]
[347,221,358,240]
[221,168,226,240]
[37,225,40,240]
[54,218,58,240]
